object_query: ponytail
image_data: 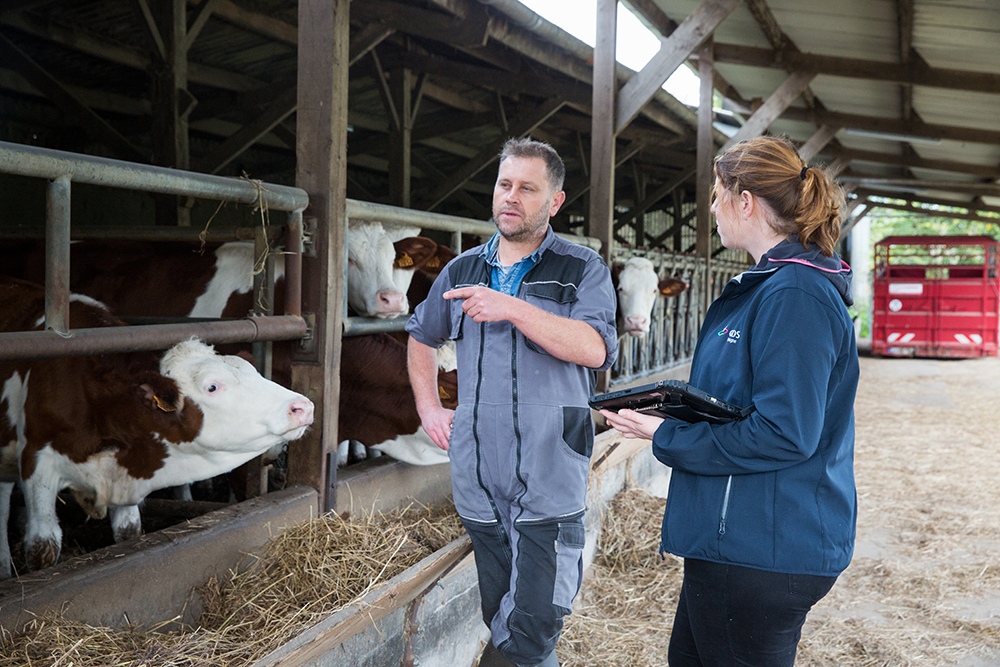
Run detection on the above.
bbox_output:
[714,136,845,256]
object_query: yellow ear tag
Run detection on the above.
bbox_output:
[154,395,178,412]
[438,386,451,401]
[426,256,441,268]
[397,252,414,268]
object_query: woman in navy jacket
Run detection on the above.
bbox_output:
[602,135,859,667]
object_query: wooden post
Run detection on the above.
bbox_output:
[589,0,617,268]
[290,0,350,513]
[590,0,617,394]
[389,67,414,207]
[696,38,715,313]
[150,0,192,226]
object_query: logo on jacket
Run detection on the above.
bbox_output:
[717,326,741,343]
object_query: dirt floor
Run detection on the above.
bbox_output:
[561,354,1000,666]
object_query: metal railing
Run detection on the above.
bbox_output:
[611,248,750,385]
[0,141,308,361]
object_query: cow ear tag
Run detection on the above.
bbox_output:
[141,382,179,413]
[396,252,414,268]
[438,386,451,401]
[154,395,178,412]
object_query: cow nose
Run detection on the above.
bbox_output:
[288,398,315,427]
[625,316,649,334]
[378,290,406,313]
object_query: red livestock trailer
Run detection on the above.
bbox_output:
[872,235,1000,358]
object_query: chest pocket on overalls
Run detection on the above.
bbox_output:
[521,281,577,354]
[449,299,465,341]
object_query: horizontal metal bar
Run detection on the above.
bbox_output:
[346,198,602,251]
[342,316,409,336]
[0,315,307,362]
[0,225,284,243]
[0,141,308,212]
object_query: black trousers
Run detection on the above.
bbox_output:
[668,558,837,667]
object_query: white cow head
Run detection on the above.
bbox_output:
[615,257,688,338]
[161,340,314,455]
[347,222,410,318]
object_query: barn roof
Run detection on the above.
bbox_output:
[1,0,998,243]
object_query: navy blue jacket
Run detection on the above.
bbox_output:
[654,238,859,576]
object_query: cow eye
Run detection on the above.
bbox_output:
[206,383,219,393]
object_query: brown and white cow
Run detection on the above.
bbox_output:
[0,222,434,322]
[613,257,689,338]
[0,276,314,578]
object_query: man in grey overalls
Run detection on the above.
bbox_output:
[406,138,619,667]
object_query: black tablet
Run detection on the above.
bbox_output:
[589,380,755,425]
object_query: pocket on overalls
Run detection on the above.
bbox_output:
[552,517,586,610]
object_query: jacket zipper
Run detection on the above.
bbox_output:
[718,475,732,538]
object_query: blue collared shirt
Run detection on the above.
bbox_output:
[479,232,543,296]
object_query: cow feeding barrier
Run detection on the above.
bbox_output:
[0,503,468,666]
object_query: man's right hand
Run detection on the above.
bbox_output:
[419,405,455,451]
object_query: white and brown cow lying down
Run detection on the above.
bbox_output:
[613,257,689,338]
[0,276,314,578]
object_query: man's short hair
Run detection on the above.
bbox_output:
[498,137,566,192]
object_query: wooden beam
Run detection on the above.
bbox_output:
[855,188,1000,216]
[615,0,742,135]
[370,49,400,132]
[411,152,490,219]
[389,67,413,207]
[721,70,816,151]
[840,148,1000,180]
[379,50,591,107]
[799,124,841,162]
[290,0,350,512]
[185,0,221,51]
[841,200,871,236]
[419,97,565,212]
[0,31,146,163]
[589,0,617,266]
[565,139,646,209]
[697,42,1000,95]
[149,0,192,226]
[194,85,297,174]
[624,0,750,108]
[135,0,167,61]
[777,107,1000,147]
[616,166,697,230]
[865,199,1000,227]
[0,11,261,92]
[187,0,297,45]
[744,0,785,50]
[351,0,489,48]
[839,176,1000,198]
[695,39,714,281]
[349,23,395,67]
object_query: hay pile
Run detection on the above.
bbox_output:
[0,503,464,667]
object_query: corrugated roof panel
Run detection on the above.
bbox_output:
[837,134,912,156]
[768,0,899,62]
[914,1,1000,73]
[912,140,1000,166]
[651,0,772,48]
[714,63,801,102]
[914,87,1000,132]
[809,76,901,119]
